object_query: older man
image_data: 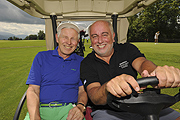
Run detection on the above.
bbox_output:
[80,20,180,120]
[25,22,87,120]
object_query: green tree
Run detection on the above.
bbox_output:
[8,36,22,40]
[38,30,45,40]
[128,0,180,42]
[24,36,29,40]
[29,34,38,40]
[8,37,13,40]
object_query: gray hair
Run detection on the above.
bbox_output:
[88,20,114,39]
[57,22,80,38]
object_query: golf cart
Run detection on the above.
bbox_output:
[6,0,180,120]
[107,76,180,120]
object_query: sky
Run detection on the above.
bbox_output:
[0,0,93,37]
[0,0,45,36]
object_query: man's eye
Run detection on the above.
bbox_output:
[92,35,98,38]
[62,36,67,39]
[102,33,108,37]
[71,38,76,41]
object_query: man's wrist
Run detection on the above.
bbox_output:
[77,102,86,113]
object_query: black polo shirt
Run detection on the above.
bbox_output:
[80,43,145,110]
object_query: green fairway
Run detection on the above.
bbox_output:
[133,42,180,68]
[0,40,180,120]
[0,40,47,120]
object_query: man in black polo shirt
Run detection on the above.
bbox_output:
[80,20,180,120]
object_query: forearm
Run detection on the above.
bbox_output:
[75,86,88,113]
[77,91,88,106]
[133,57,157,74]
[140,60,157,74]
[27,86,41,120]
[87,83,108,105]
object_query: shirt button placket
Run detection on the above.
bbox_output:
[61,60,66,74]
[62,61,65,68]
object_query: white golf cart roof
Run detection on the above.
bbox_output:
[7,0,157,50]
[7,0,157,19]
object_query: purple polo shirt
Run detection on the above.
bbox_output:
[26,47,84,103]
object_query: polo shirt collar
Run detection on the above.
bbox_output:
[52,46,77,60]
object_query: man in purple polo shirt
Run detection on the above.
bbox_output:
[24,22,87,120]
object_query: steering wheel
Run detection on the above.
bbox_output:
[107,76,180,120]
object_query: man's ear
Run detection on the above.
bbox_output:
[55,34,59,43]
[113,32,115,42]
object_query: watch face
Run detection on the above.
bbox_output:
[83,106,86,113]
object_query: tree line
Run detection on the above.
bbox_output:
[8,30,45,40]
[127,0,180,43]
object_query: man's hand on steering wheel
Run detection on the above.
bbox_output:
[106,74,140,98]
[141,65,180,88]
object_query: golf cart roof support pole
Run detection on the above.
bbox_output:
[111,13,118,43]
[50,14,58,49]
[79,31,84,57]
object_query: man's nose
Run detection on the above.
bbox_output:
[98,36,103,43]
[67,38,71,44]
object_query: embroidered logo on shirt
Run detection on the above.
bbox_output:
[119,61,129,69]
[71,69,76,71]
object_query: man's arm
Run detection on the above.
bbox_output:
[27,84,41,120]
[87,82,108,105]
[132,57,157,74]
[132,57,180,88]
[86,56,180,106]
[77,85,88,112]
[67,85,88,120]
[86,74,139,105]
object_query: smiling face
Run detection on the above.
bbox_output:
[56,28,79,59]
[90,21,115,57]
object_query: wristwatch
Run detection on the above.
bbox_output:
[77,102,86,112]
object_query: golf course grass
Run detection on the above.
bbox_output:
[0,40,180,120]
